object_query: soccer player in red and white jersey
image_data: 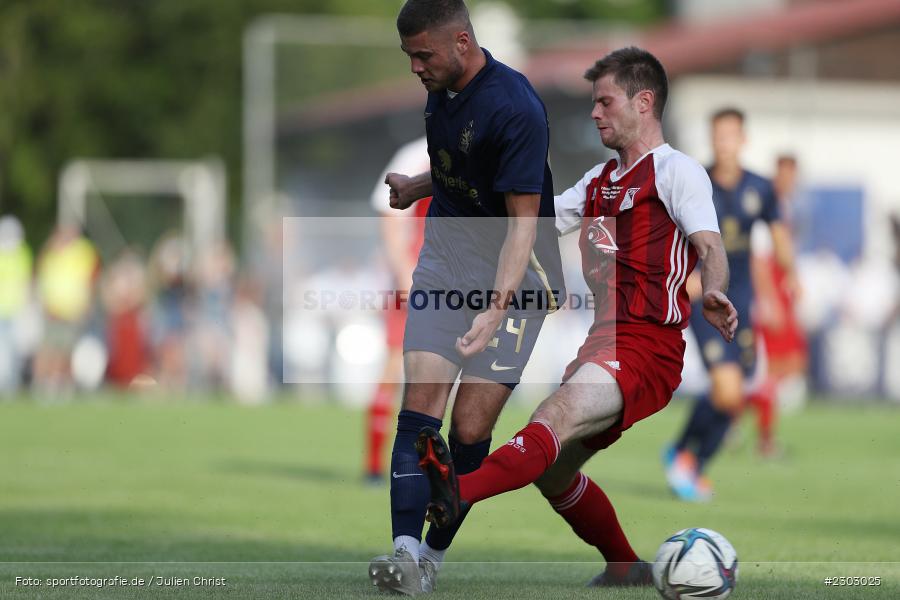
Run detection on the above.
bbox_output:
[416,47,738,586]
[364,137,431,483]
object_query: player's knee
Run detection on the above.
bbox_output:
[530,400,576,443]
[400,387,443,418]
[710,389,743,416]
[530,401,562,430]
[448,420,492,445]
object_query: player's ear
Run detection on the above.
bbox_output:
[455,29,470,53]
[635,89,655,115]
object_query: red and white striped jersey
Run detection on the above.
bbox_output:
[556,144,718,329]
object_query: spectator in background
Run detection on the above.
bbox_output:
[0,216,32,395]
[229,275,269,404]
[101,250,150,387]
[148,232,189,389]
[33,225,99,393]
[191,240,235,389]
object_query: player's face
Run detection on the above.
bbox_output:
[711,116,745,164]
[400,28,465,93]
[590,75,641,151]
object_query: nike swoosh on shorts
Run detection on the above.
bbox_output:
[392,471,424,479]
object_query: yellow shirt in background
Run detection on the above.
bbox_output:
[38,238,97,322]
[0,245,32,318]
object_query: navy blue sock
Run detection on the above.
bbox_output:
[696,404,733,473]
[423,435,491,551]
[674,394,714,452]
[390,410,443,541]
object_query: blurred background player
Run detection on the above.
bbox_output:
[754,154,808,389]
[364,136,431,484]
[665,107,798,502]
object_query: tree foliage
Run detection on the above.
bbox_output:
[0,0,664,245]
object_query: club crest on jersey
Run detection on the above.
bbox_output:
[586,216,618,254]
[742,188,762,216]
[619,187,640,211]
[459,120,475,154]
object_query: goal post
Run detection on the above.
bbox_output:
[57,158,226,262]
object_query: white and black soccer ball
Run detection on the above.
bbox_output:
[652,528,738,600]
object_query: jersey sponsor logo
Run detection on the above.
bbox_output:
[619,187,640,211]
[586,216,618,254]
[432,148,480,202]
[490,360,517,372]
[601,184,623,203]
[459,120,475,154]
[506,435,526,453]
[392,471,423,479]
[721,216,750,253]
[438,149,452,172]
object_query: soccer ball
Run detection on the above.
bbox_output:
[652,528,738,600]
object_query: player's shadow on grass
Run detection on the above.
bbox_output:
[0,508,380,563]
[215,459,346,484]
[594,477,673,501]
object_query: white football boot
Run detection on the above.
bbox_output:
[369,547,422,595]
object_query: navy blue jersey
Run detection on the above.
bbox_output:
[689,169,778,373]
[710,168,779,305]
[420,49,564,315]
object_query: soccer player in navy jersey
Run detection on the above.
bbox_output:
[664,108,798,502]
[416,47,737,588]
[368,0,566,594]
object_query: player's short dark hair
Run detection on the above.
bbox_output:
[397,0,472,37]
[711,107,745,125]
[584,47,668,120]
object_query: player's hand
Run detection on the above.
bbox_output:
[385,173,416,210]
[456,310,503,359]
[702,290,738,343]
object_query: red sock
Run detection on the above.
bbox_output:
[546,472,639,578]
[459,421,560,504]
[365,382,395,475]
[748,379,776,447]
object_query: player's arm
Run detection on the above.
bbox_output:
[456,192,539,358]
[555,164,601,237]
[769,220,799,297]
[689,230,737,343]
[386,171,432,210]
[662,154,737,341]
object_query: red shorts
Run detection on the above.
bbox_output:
[756,257,807,359]
[384,300,407,349]
[561,322,686,451]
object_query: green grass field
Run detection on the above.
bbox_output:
[1,395,898,599]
